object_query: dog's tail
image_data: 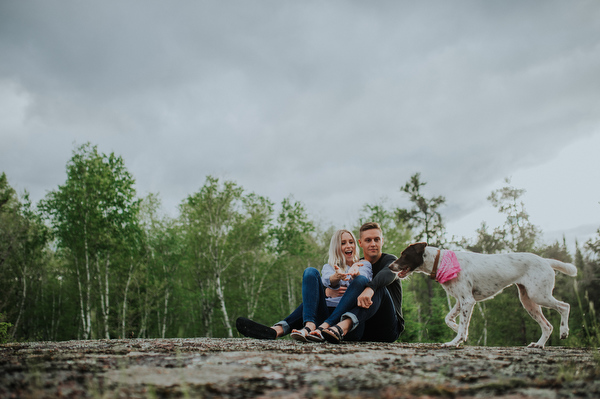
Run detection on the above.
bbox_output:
[547,259,577,277]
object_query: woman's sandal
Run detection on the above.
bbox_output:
[306,327,325,343]
[322,325,344,344]
[290,326,313,342]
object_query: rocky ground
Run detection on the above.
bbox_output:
[1,338,599,398]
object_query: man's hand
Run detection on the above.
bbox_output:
[326,286,347,298]
[357,287,374,308]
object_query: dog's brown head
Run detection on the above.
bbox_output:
[389,242,428,278]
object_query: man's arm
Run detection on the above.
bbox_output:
[366,254,398,292]
[358,254,397,308]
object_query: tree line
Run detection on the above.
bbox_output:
[1,143,599,346]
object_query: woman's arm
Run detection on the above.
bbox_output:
[321,263,347,288]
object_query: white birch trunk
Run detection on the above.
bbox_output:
[417,303,423,342]
[95,255,110,339]
[476,303,488,346]
[10,265,27,338]
[75,258,87,340]
[138,289,149,338]
[286,274,296,314]
[84,222,92,340]
[160,262,169,339]
[52,277,63,341]
[215,273,232,338]
[104,255,110,339]
[161,289,169,338]
[122,261,134,338]
[247,274,267,320]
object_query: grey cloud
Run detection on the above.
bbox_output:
[1,0,599,237]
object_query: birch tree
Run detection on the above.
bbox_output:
[0,174,51,339]
[180,177,272,337]
[219,192,273,321]
[139,193,183,338]
[0,173,22,331]
[270,197,316,315]
[40,143,140,339]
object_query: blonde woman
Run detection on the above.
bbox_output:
[236,229,372,342]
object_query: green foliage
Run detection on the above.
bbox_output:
[179,176,275,337]
[0,313,13,344]
[38,143,142,340]
[487,178,541,253]
[2,152,600,347]
[571,229,600,347]
[392,173,451,342]
[267,196,320,321]
[0,173,53,341]
[456,222,506,254]
[396,172,446,247]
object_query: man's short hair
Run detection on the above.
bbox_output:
[359,222,382,237]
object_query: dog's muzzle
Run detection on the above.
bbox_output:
[388,259,411,278]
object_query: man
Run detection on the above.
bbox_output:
[322,222,404,343]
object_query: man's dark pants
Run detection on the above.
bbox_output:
[344,287,401,343]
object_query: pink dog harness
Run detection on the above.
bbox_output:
[431,250,461,283]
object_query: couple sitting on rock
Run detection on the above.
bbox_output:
[236,222,404,343]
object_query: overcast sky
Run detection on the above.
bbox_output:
[1,1,599,248]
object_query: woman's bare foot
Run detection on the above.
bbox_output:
[317,322,330,331]
[291,321,316,336]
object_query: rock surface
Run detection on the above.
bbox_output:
[1,338,599,398]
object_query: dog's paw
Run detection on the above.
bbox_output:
[527,342,545,349]
[441,341,462,349]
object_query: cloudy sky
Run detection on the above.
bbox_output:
[1,1,599,247]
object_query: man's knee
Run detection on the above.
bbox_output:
[351,275,369,286]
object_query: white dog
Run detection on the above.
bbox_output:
[389,242,577,348]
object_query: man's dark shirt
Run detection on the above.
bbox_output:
[365,252,404,327]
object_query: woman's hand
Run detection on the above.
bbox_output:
[329,264,349,286]
[347,261,364,278]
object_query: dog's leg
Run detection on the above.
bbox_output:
[521,282,572,341]
[534,297,571,341]
[442,296,475,348]
[445,300,460,333]
[555,301,570,340]
[517,284,553,348]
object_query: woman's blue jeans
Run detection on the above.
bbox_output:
[277,267,369,335]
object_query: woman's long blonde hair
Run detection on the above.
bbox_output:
[328,229,359,271]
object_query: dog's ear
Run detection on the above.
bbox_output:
[413,242,427,256]
[402,242,428,257]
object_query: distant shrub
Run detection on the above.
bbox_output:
[0,313,13,344]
